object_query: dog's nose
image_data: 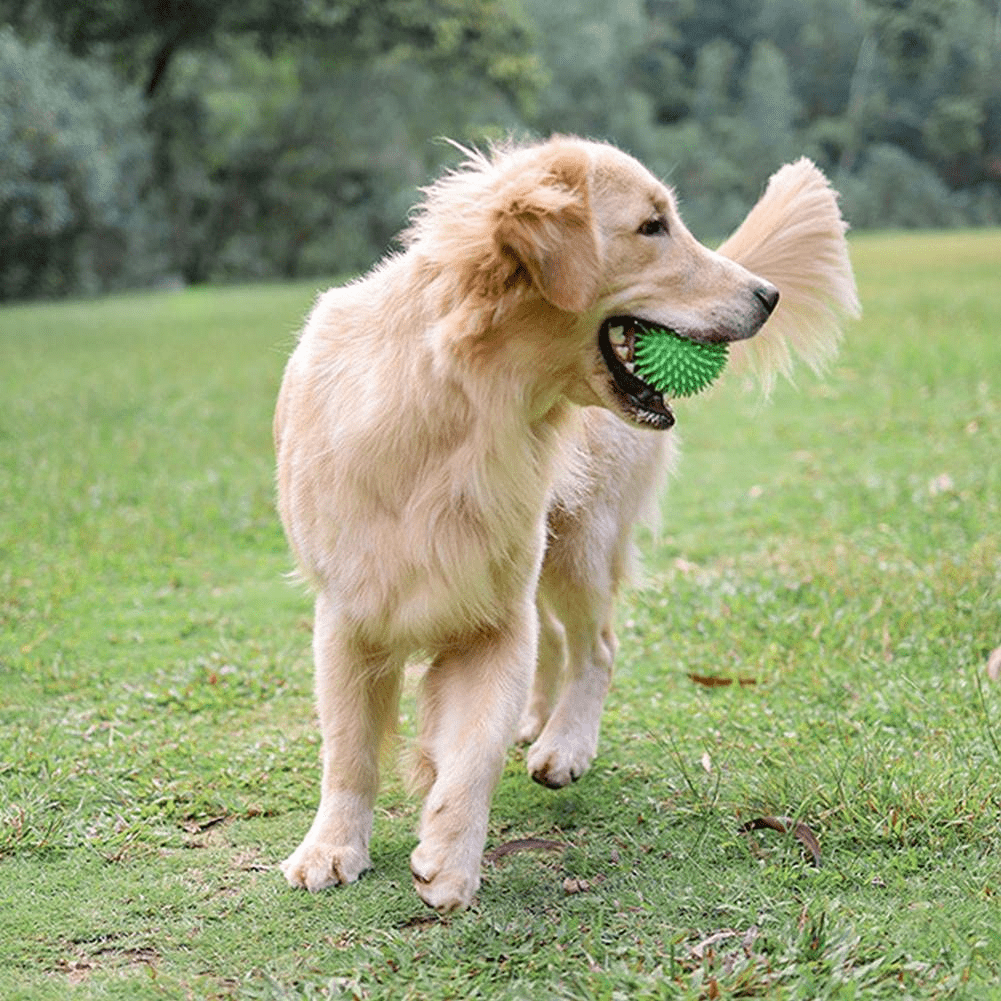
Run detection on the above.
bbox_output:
[755,283,780,315]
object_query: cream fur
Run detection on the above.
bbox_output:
[274,136,859,911]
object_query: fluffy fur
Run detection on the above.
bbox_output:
[274,136,859,912]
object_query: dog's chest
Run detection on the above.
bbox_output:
[329,488,547,647]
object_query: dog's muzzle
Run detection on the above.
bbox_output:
[598,317,676,430]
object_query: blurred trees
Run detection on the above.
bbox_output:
[0,29,162,299]
[0,0,540,291]
[1,0,1000,300]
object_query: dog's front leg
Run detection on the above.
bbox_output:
[281,591,402,892]
[411,605,537,912]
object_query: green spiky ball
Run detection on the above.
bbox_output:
[633,321,728,398]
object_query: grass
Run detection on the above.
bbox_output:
[1,230,1000,999]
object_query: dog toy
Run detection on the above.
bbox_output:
[632,320,728,398]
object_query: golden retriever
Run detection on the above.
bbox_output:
[274,136,859,911]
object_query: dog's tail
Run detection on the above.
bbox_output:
[717,158,861,393]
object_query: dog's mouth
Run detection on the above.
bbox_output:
[597,316,676,430]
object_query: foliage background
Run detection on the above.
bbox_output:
[2,0,1001,298]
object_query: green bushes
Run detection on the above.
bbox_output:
[1,0,1000,300]
[0,29,164,300]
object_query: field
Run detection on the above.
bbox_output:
[1,230,1000,999]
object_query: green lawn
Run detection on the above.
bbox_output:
[2,232,1000,999]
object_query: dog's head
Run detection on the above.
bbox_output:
[409,138,779,430]
[568,142,779,428]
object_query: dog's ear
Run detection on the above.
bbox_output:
[490,147,600,313]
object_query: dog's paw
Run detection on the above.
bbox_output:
[410,841,480,912]
[515,706,546,744]
[526,737,594,789]
[280,841,370,892]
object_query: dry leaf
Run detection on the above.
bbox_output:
[483,838,564,864]
[688,673,757,688]
[740,815,822,867]
[181,815,228,835]
[399,913,441,930]
[691,928,742,960]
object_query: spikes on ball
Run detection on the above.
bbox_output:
[632,321,729,398]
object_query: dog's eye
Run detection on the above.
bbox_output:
[638,215,668,237]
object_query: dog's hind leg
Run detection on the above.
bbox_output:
[515,597,566,744]
[527,415,673,788]
[281,591,403,892]
[526,554,620,789]
[411,600,537,911]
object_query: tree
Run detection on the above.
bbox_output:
[865,0,958,82]
[0,0,541,102]
[171,42,528,282]
[0,29,161,299]
[645,0,764,70]
[5,0,1001,299]
[691,38,738,123]
[742,40,800,161]
[0,0,544,289]
[520,0,651,140]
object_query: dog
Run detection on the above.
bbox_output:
[274,136,859,911]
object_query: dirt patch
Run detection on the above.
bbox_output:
[56,942,160,984]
